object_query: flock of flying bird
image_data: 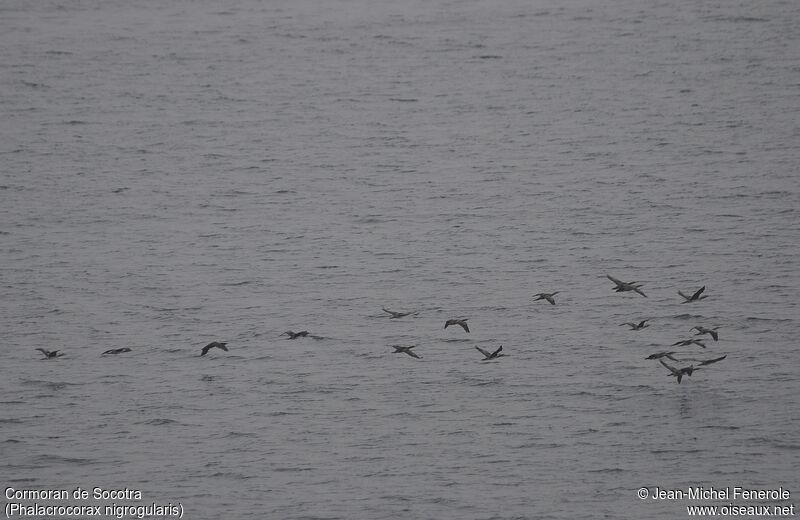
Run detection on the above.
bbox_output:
[608,274,727,384]
[32,274,727,384]
[380,274,728,383]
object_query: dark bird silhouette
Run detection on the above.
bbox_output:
[672,338,707,349]
[36,348,64,359]
[620,319,650,330]
[445,318,470,333]
[678,286,708,303]
[645,351,679,361]
[606,274,647,297]
[282,330,309,340]
[200,341,228,356]
[659,359,696,384]
[102,348,132,356]
[692,325,719,341]
[391,345,422,359]
[475,345,504,360]
[533,292,559,305]
[382,307,418,318]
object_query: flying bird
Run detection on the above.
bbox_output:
[691,325,719,341]
[282,330,309,339]
[475,345,504,360]
[659,359,696,384]
[606,274,647,297]
[36,348,64,359]
[678,286,708,303]
[444,318,470,333]
[532,292,559,305]
[200,341,229,356]
[620,320,650,330]
[391,345,422,359]
[382,307,418,319]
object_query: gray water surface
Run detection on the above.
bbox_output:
[1,0,798,518]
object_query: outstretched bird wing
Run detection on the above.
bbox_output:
[691,286,706,300]
[475,346,492,359]
[659,359,681,376]
[698,355,726,366]
[491,345,503,358]
[200,342,225,356]
[459,321,470,333]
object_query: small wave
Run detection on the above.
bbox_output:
[745,316,792,323]
[33,454,97,465]
[671,313,705,320]
[651,448,702,455]
[707,15,768,23]
[470,379,502,387]
[224,431,257,438]
[137,418,181,426]
[697,425,740,430]
[354,216,387,224]
[773,443,800,450]
[207,471,253,479]
[250,355,273,361]
[264,411,298,417]
[20,380,83,391]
